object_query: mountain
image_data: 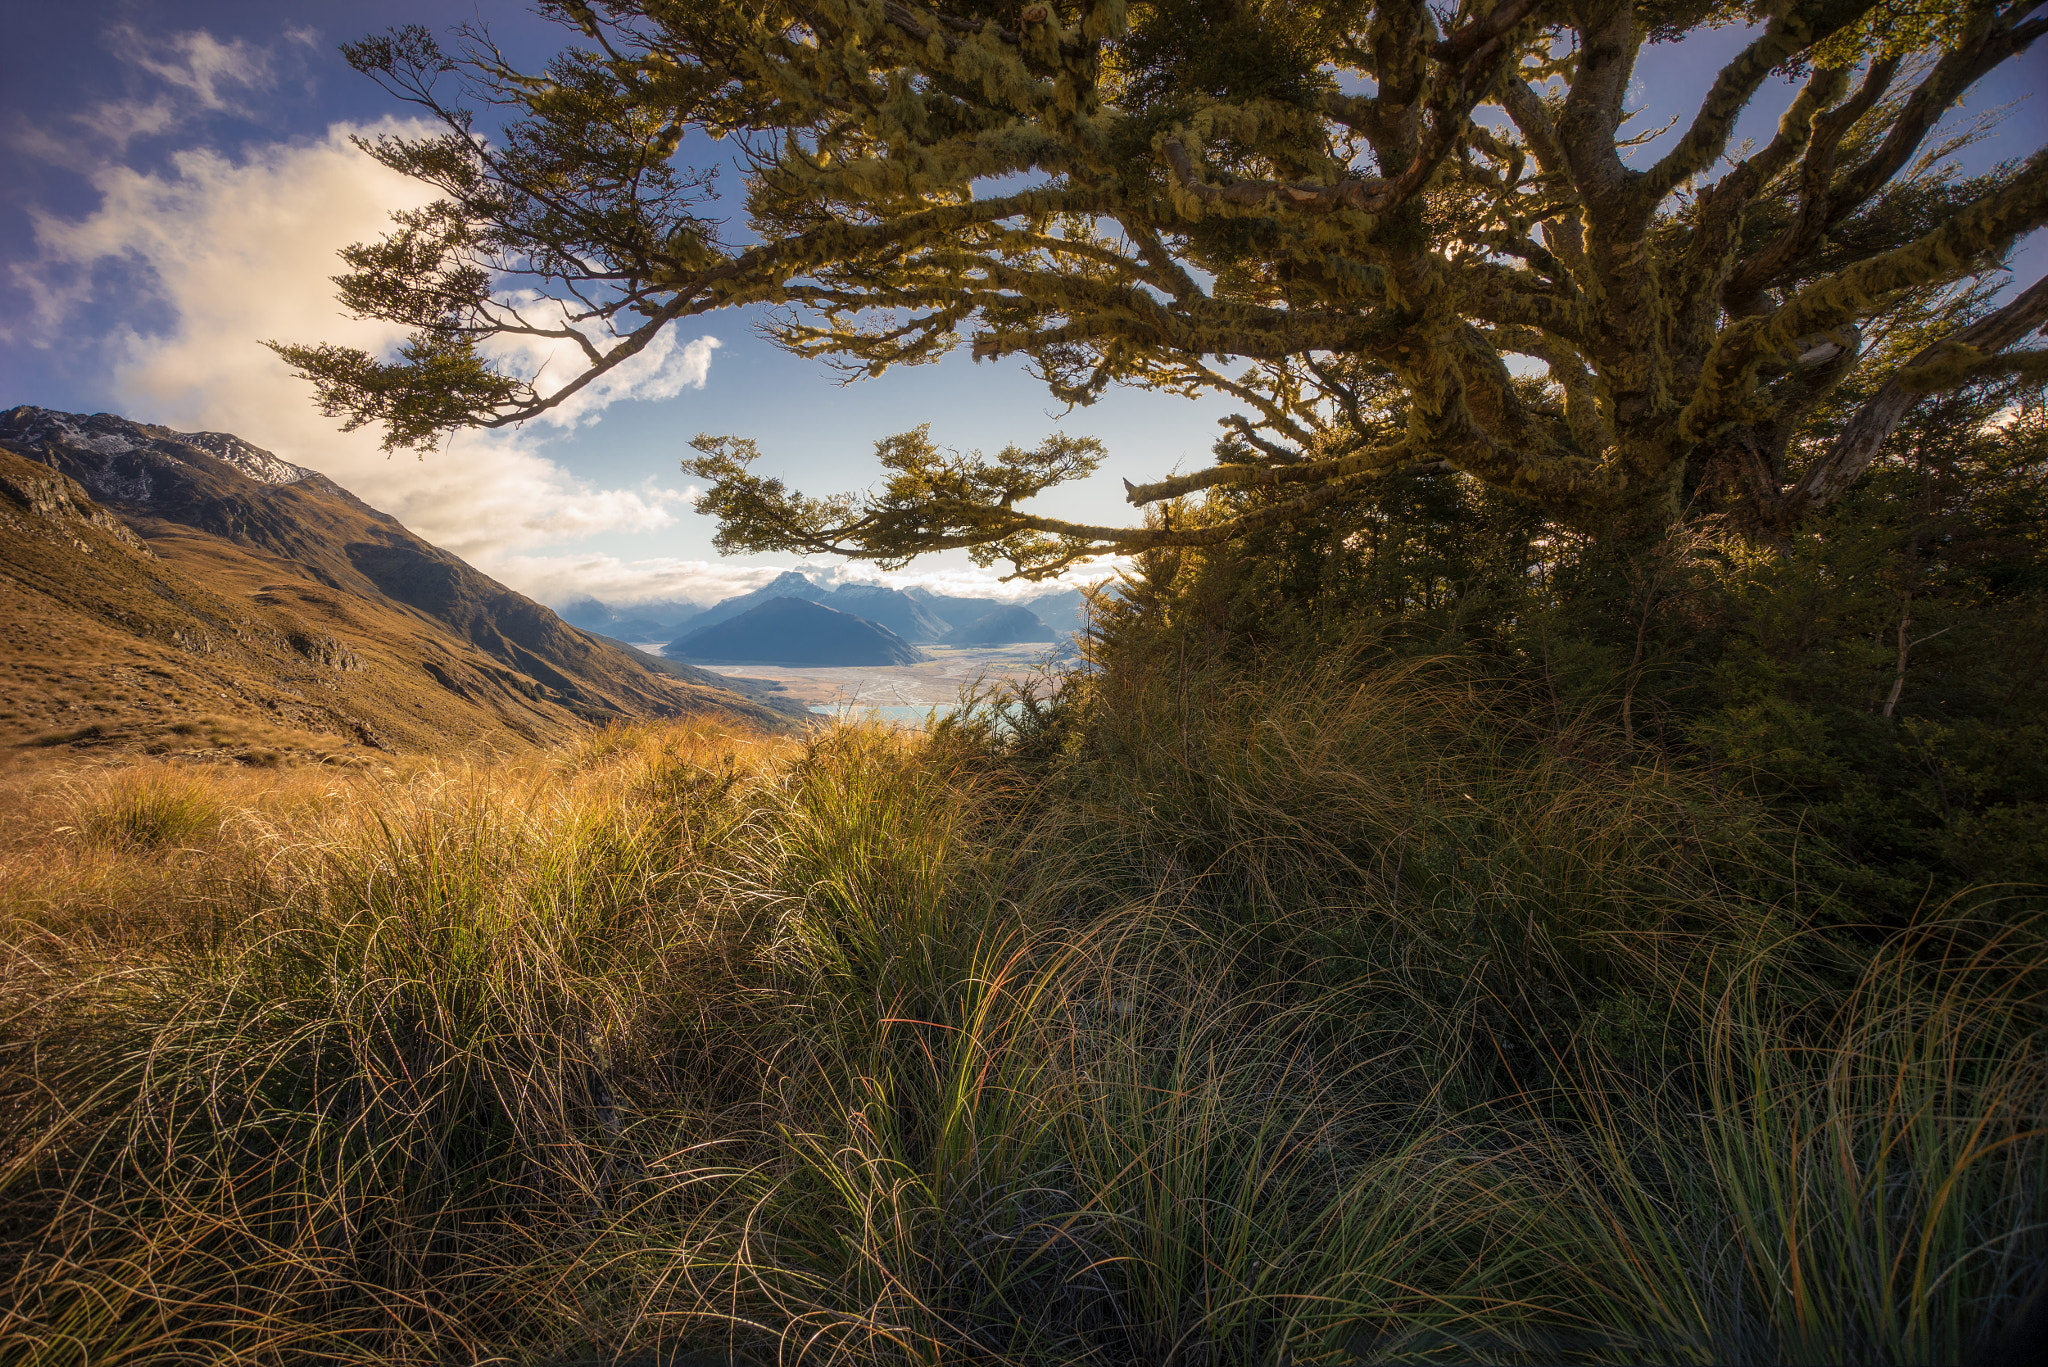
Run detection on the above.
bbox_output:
[0,406,807,760]
[556,595,618,631]
[901,585,999,629]
[686,571,833,630]
[818,583,950,642]
[940,604,1055,646]
[565,576,1090,660]
[558,595,704,641]
[686,574,948,644]
[900,584,1090,638]
[1022,587,1091,637]
[666,597,927,666]
[608,614,685,640]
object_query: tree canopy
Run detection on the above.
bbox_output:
[275,0,2048,577]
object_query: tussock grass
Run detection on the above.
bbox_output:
[0,671,2039,1365]
[61,767,228,853]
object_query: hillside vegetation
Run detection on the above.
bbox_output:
[38,1,2040,1356]
[1,636,2040,1363]
[3,363,2041,1367]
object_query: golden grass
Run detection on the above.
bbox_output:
[0,672,2039,1365]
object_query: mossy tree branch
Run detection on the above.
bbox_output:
[277,0,2048,569]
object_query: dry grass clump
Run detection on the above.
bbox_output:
[61,767,228,852]
[0,674,2039,1365]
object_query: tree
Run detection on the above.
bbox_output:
[274,0,2048,578]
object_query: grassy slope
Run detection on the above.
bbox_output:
[0,657,2039,1366]
[0,442,802,763]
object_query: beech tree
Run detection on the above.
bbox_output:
[275,0,2048,577]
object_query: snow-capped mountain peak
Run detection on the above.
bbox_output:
[174,430,312,486]
[0,407,312,490]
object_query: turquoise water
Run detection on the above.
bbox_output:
[809,703,960,728]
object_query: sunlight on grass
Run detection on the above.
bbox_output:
[0,678,2039,1365]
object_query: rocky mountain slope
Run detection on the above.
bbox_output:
[0,407,806,760]
[667,597,927,667]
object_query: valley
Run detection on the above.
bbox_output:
[654,641,1072,720]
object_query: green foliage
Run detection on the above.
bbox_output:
[1104,461,1546,659]
[1112,0,1350,113]
[1095,365,2048,923]
[277,1,2048,570]
[1681,399,2048,914]
[264,335,524,454]
[683,425,1107,573]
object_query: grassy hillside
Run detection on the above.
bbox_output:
[0,416,808,762]
[0,654,2038,1365]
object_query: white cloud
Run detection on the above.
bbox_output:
[489,550,1118,610]
[45,26,288,154]
[74,97,184,150]
[484,291,722,426]
[484,554,787,608]
[16,118,723,561]
[109,26,278,112]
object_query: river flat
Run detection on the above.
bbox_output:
[627,642,1069,722]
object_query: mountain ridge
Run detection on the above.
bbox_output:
[590,575,1089,653]
[666,597,928,667]
[0,406,808,758]
[940,604,1055,646]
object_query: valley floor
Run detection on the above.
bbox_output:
[635,641,1069,716]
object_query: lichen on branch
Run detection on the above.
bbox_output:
[277,0,2048,559]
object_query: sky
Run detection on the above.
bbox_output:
[4,2,2042,609]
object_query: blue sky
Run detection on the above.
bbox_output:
[4,2,2042,607]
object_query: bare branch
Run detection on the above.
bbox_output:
[1778,272,2048,521]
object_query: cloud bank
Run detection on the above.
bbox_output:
[16,108,720,564]
[493,551,1117,611]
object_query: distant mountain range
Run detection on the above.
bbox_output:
[563,571,1089,667]
[679,570,956,644]
[939,603,1054,646]
[0,406,808,761]
[908,584,1088,636]
[557,595,706,642]
[668,597,928,666]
